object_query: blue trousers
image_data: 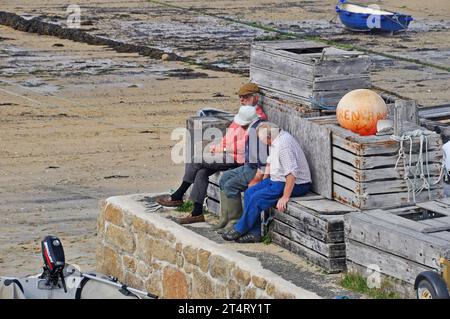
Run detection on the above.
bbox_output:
[235,178,311,235]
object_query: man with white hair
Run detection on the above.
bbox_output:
[222,122,312,243]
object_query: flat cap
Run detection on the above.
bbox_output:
[237,83,259,96]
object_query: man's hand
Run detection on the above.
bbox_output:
[248,170,263,187]
[277,174,295,212]
[276,196,290,212]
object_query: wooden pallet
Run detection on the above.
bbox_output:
[250,40,371,108]
[330,124,444,209]
[345,198,450,293]
[270,197,357,273]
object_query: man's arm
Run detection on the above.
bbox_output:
[210,122,241,154]
[248,168,264,187]
[262,164,270,179]
[276,173,295,212]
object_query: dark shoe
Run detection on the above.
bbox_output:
[235,233,262,243]
[156,195,183,207]
[222,229,242,241]
[176,214,205,224]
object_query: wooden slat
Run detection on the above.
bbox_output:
[416,218,450,241]
[206,183,220,202]
[259,87,311,106]
[311,89,352,108]
[333,159,442,182]
[345,212,450,268]
[250,66,312,100]
[272,220,346,258]
[284,203,344,232]
[416,201,450,216]
[333,146,442,169]
[253,40,327,56]
[346,239,434,285]
[365,209,437,231]
[208,172,223,186]
[250,49,314,81]
[290,193,323,202]
[314,57,371,77]
[333,184,444,209]
[333,171,442,195]
[261,94,319,117]
[419,104,450,119]
[275,209,344,243]
[288,202,345,231]
[313,76,371,92]
[331,125,442,156]
[295,198,356,214]
[271,232,346,273]
[391,100,419,136]
[261,47,325,63]
[389,206,419,214]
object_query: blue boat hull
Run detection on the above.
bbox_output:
[336,3,413,32]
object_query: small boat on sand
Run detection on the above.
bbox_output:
[0,236,158,299]
[335,0,413,33]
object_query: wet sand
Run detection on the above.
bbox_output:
[0,24,244,275]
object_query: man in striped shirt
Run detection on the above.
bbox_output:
[223,122,312,243]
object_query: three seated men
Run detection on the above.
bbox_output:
[159,83,312,243]
[156,83,267,224]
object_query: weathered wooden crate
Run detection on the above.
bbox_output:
[270,197,357,273]
[186,115,234,162]
[250,40,371,109]
[345,198,450,297]
[330,124,444,209]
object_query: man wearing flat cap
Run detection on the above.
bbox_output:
[157,83,267,224]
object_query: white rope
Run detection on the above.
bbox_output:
[390,129,443,203]
[435,146,450,184]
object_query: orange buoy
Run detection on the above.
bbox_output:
[336,89,388,136]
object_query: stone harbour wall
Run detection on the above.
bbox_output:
[96,194,320,299]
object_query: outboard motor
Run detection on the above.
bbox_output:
[39,236,67,292]
[0,235,158,299]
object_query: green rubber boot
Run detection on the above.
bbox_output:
[212,190,230,230]
[217,195,243,234]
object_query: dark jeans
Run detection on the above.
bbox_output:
[183,154,240,205]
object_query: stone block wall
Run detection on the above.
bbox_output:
[96,194,320,299]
